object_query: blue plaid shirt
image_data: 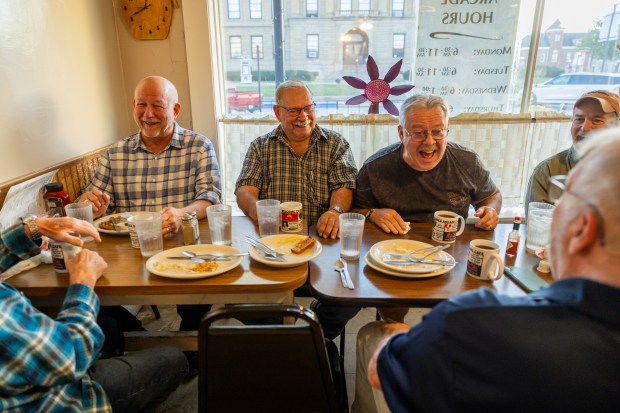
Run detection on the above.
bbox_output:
[88,123,222,214]
[0,223,111,412]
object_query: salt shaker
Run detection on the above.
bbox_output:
[182,212,200,245]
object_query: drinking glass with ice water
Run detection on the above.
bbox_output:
[132,212,164,257]
[339,213,365,260]
[525,202,555,253]
[207,204,232,245]
[256,199,280,237]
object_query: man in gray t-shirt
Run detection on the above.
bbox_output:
[353,94,502,234]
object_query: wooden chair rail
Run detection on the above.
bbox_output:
[0,145,110,208]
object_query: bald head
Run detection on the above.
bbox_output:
[135,76,179,104]
[133,76,181,142]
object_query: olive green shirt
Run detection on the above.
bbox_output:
[525,146,578,213]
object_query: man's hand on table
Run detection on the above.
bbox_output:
[66,249,107,289]
[79,189,110,218]
[370,208,409,235]
[160,207,184,238]
[317,210,341,239]
[474,206,499,230]
[35,217,101,246]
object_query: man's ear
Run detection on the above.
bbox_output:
[567,209,599,254]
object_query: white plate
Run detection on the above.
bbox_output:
[94,212,140,235]
[369,239,455,274]
[146,245,244,279]
[364,252,452,279]
[248,234,322,268]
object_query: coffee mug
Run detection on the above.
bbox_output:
[466,239,504,281]
[431,210,465,243]
[281,201,302,232]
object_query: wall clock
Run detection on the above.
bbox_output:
[120,0,174,40]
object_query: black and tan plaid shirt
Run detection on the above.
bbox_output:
[235,125,357,226]
[87,123,221,214]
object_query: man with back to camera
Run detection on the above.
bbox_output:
[0,216,187,412]
[525,90,620,212]
[352,93,502,235]
[235,80,360,341]
[79,75,221,331]
[351,127,620,413]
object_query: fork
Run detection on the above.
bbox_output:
[245,235,286,257]
[245,237,287,262]
[385,245,450,260]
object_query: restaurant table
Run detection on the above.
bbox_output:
[309,222,553,308]
[7,216,308,308]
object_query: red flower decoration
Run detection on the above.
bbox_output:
[343,56,414,116]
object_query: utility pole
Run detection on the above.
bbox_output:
[601,4,618,72]
[272,0,285,87]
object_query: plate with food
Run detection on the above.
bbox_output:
[369,240,455,274]
[146,245,244,279]
[94,212,137,235]
[248,234,322,268]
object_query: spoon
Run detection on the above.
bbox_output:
[334,260,349,288]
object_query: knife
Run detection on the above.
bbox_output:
[339,259,355,290]
[382,259,455,266]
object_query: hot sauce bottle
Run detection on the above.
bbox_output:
[43,183,70,217]
[505,216,521,257]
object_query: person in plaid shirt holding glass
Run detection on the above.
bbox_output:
[0,216,187,412]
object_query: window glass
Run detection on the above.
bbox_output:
[230,36,242,59]
[251,36,263,59]
[217,0,619,116]
[250,0,262,19]
[340,0,352,16]
[228,0,240,19]
[392,33,405,58]
[307,34,319,59]
[306,0,318,17]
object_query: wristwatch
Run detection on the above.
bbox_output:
[330,206,344,214]
[22,215,41,241]
[364,208,375,221]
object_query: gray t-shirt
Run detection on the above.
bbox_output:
[354,142,497,222]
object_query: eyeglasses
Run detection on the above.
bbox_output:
[277,103,315,117]
[548,175,606,246]
[402,128,449,141]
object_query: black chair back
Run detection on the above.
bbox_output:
[198,303,345,413]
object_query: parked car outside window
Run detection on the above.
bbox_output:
[531,72,620,112]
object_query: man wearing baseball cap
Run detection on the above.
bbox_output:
[525,90,620,211]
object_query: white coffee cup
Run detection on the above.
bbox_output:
[280,201,302,232]
[431,210,465,243]
[466,239,504,281]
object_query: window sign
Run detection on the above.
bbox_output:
[415,0,521,115]
[240,59,252,83]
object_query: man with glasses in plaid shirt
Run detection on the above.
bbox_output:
[236,80,359,341]
[525,90,620,213]
[353,93,502,234]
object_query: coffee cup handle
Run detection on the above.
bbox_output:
[487,253,504,280]
[456,215,465,236]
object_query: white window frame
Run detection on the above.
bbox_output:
[229,36,242,58]
[250,0,262,19]
[228,0,240,19]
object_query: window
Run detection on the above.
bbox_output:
[392,33,405,58]
[228,0,240,19]
[251,36,263,59]
[340,0,351,16]
[306,0,318,17]
[230,36,242,58]
[551,50,558,63]
[307,34,319,59]
[392,0,404,17]
[359,0,371,14]
[250,0,262,19]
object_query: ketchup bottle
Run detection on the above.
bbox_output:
[43,182,70,217]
